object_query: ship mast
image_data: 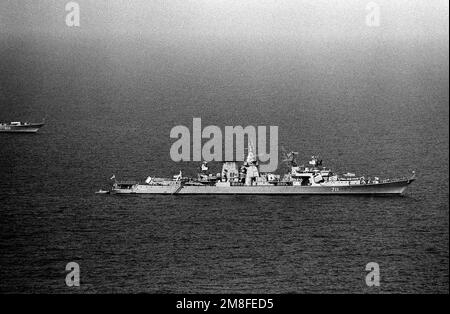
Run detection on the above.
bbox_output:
[244,140,260,185]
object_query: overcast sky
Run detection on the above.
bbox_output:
[0,0,448,42]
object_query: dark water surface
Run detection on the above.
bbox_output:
[0,34,448,293]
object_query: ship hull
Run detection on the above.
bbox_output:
[111,179,414,195]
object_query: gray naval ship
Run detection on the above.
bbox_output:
[0,121,45,133]
[104,144,415,195]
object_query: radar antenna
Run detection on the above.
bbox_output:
[280,146,299,167]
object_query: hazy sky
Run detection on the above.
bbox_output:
[0,0,448,41]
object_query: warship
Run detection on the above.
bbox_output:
[0,121,45,133]
[102,144,415,195]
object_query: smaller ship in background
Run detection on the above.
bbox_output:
[0,120,45,133]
